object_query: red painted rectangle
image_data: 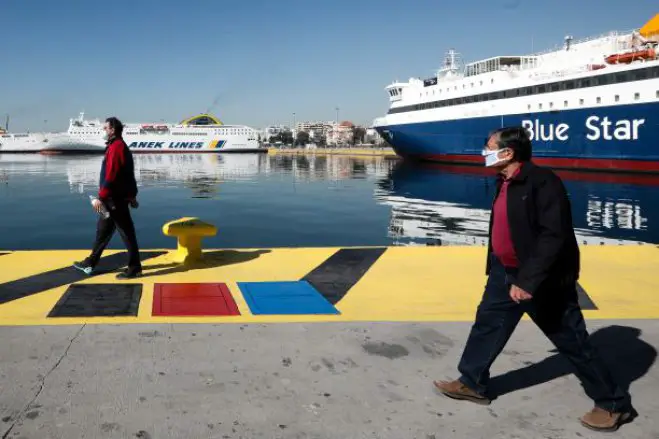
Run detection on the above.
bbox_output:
[152,283,240,316]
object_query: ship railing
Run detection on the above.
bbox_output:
[529,65,591,81]
[530,28,638,56]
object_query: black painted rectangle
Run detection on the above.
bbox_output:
[577,282,597,310]
[48,284,142,317]
[0,251,164,305]
[302,247,387,304]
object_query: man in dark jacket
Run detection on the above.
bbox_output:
[73,117,142,279]
[433,127,632,432]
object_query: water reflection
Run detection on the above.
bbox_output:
[375,162,659,246]
[0,153,657,248]
[266,153,389,181]
[0,153,392,195]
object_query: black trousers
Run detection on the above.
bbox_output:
[87,200,141,271]
[457,254,630,412]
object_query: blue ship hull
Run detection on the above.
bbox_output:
[375,102,659,172]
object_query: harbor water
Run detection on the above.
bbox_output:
[0,153,658,250]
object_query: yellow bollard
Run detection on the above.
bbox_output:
[162,217,217,264]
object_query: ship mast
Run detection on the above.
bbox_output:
[437,49,463,78]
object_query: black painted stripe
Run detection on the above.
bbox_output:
[0,253,8,257]
[577,282,598,310]
[302,247,387,305]
[48,284,142,318]
[0,251,165,305]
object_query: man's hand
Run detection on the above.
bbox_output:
[129,198,139,209]
[510,285,532,303]
[92,198,104,214]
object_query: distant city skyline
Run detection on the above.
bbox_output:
[1,0,657,132]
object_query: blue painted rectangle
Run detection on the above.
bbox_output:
[237,281,340,315]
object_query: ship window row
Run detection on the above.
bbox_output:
[388,65,659,114]
[528,91,648,110]
[172,132,208,135]
[422,78,497,97]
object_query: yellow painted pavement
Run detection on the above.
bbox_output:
[0,245,658,326]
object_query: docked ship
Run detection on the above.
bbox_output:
[0,113,264,154]
[0,130,103,154]
[372,14,659,172]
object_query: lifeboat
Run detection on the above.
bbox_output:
[605,47,656,64]
[587,64,606,70]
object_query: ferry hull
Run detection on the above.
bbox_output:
[127,148,267,154]
[123,138,265,154]
[375,102,659,173]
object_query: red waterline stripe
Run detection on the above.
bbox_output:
[38,150,266,155]
[415,163,659,186]
[414,154,659,173]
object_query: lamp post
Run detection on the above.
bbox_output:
[292,112,296,146]
[335,107,339,146]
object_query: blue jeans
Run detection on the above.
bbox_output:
[457,255,630,412]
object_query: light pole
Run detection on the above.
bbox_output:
[292,112,296,146]
[335,107,339,146]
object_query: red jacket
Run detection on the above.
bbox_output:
[98,137,138,201]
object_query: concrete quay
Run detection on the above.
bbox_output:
[1,245,658,438]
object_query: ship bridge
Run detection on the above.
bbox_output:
[385,82,408,102]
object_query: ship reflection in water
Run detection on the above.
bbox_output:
[65,153,268,199]
[0,152,657,249]
[375,161,659,246]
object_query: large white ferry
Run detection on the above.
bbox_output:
[373,14,659,172]
[0,113,265,154]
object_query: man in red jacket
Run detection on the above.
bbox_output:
[73,117,142,279]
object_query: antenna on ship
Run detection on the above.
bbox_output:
[438,48,462,77]
[4,114,8,132]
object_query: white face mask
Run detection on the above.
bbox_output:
[102,132,109,141]
[481,148,510,167]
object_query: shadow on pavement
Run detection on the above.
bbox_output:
[489,325,657,401]
[139,249,271,278]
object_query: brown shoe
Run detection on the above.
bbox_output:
[579,406,632,432]
[433,379,490,405]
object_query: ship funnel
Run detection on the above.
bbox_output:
[640,13,659,41]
